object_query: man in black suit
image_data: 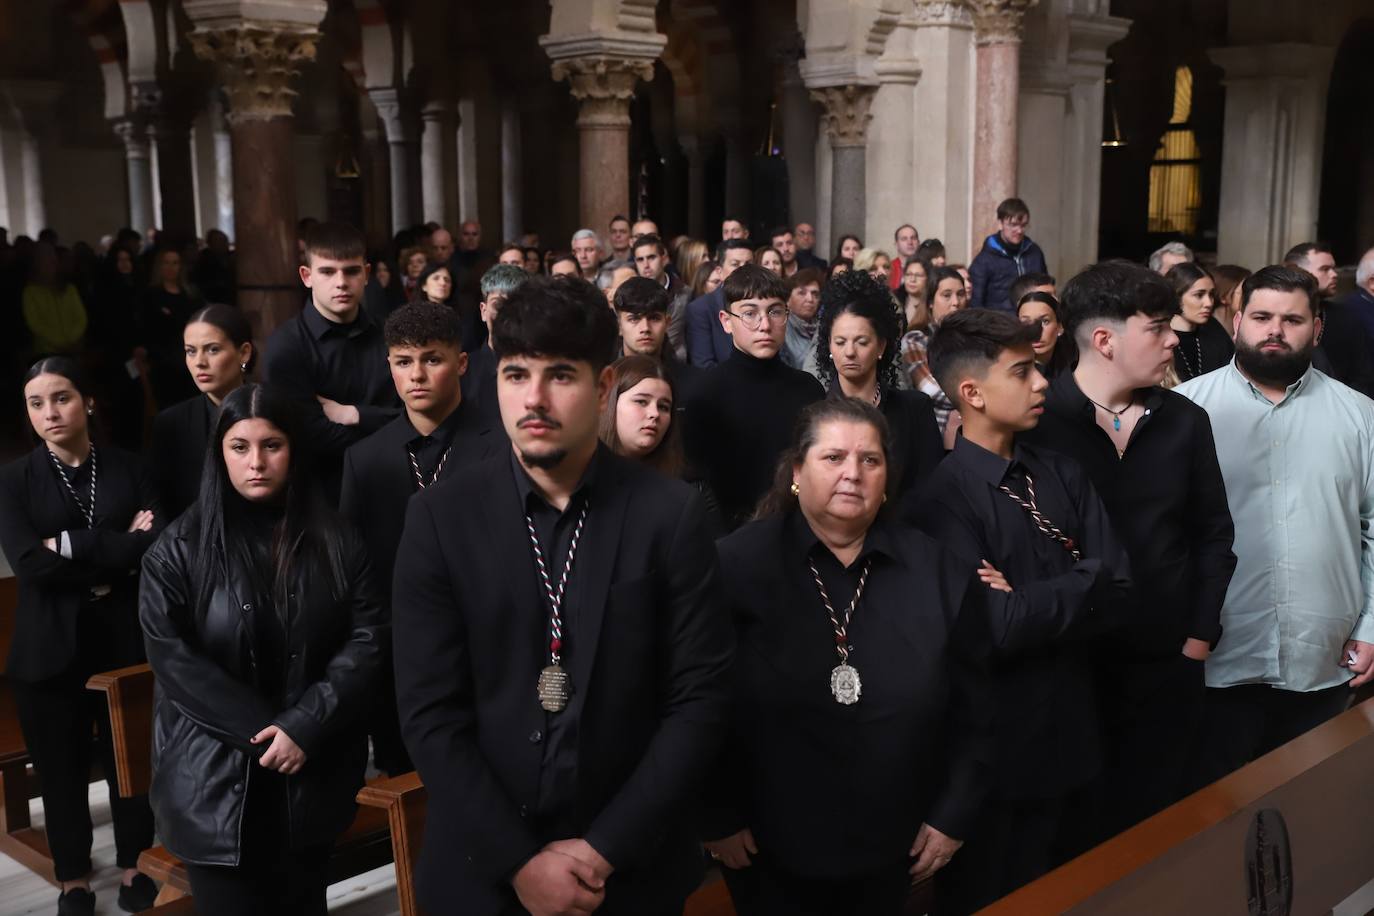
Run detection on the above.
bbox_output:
[1285,241,1374,397]
[341,302,506,775]
[392,275,733,915]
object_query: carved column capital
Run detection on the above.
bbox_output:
[187,24,320,123]
[967,0,1038,45]
[551,56,654,129]
[113,118,152,157]
[912,0,975,28]
[810,84,878,148]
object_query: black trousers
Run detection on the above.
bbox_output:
[184,770,332,916]
[1097,654,1207,840]
[11,604,155,882]
[933,781,1099,916]
[1199,682,1351,784]
[720,851,911,916]
[368,655,411,776]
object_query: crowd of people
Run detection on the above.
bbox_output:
[4,201,1374,916]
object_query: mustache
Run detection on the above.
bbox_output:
[516,411,562,429]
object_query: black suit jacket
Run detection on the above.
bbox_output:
[149,394,216,520]
[0,445,162,682]
[339,402,507,594]
[1316,298,1374,398]
[392,448,733,915]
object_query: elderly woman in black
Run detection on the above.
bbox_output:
[816,270,945,505]
[701,398,990,916]
[139,385,383,915]
[0,357,160,915]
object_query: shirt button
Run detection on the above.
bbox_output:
[242,603,252,610]
[233,782,244,793]
[519,805,528,818]
[529,730,543,744]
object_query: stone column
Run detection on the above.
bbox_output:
[211,96,235,240]
[455,97,480,225]
[370,87,419,232]
[420,98,457,227]
[501,101,523,242]
[812,85,877,247]
[114,118,156,233]
[969,0,1038,251]
[549,56,654,236]
[186,17,323,339]
[868,13,923,250]
[1210,43,1335,267]
[153,114,198,235]
[780,51,819,234]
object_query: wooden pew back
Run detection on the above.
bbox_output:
[85,663,153,798]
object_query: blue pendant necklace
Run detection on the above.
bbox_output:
[1085,394,1133,432]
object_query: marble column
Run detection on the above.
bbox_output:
[868,13,922,249]
[370,88,419,232]
[187,22,322,338]
[114,118,156,233]
[969,0,1038,252]
[1210,43,1335,267]
[501,102,523,241]
[551,56,654,237]
[780,55,819,232]
[812,85,877,247]
[420,98,456,227]
[455,97,480,224]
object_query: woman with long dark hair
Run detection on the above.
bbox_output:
[149,304,256,518]
[1016,290,1072,380]
[815,270,944,501]
[1165,261,1233,386]
[139,385,383,915]
[702,398,989,916]
[0,357,160,915]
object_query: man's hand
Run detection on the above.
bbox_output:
[543,838,614,882]
[252,725,307,775]
[512,849,605,916]
[703,828,758,870]
[909,823,962,882]
[1182,637,1211,662]
[978,560,1012,593]
[1341,639,1374,687]
[127,509,154,533]
[316,395,360,426]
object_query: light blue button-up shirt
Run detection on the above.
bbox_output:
[1176,361,1374,691]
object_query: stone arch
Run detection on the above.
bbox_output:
[115,0,158,87]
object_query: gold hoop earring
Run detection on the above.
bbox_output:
[790,482,800,497]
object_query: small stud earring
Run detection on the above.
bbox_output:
[790,482,800,497]
[240,362,248,373]
[86,408,94,416]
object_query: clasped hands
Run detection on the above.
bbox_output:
[703,824,961,885]
[513,838,613,916]
[250,724,306,775]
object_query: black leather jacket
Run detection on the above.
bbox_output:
[138,509,385,865]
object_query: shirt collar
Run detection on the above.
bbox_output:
[302,300,372,341]
[510,445,601,515]
[1225,356,1315,406]
[948,434,1027,488]
[1050,369,1162,420]
[784,504,898,567]
[405,400,466,450]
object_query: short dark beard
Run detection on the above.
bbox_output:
[1234,336,1312,389]
[519,448,568,470]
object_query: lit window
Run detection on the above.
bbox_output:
[1148,67,1202,235]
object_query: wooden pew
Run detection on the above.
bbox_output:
[85,662,394,906]
[979,696,1374,915]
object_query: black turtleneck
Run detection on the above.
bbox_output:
[682,347,824,529]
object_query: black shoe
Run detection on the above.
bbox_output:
[117,873,159,912]
[56,887,95,916]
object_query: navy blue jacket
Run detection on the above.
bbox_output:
[969,233,1048,312]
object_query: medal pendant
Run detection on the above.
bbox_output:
[537,664,571,712]
[830,663,862,705]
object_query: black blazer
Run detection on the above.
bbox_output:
[392,448,733,915]
[704,511,990,878]
[879,387,945,501]
[149,394,216,520]
[0,445,161,682]
[139,510,384,864]
[339,403,507,593]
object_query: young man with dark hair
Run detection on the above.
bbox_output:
[392,274,732,916]
[769,226,799,278]
[1007,271,1056,311]
[793,221,827,270]
[1020,260,1236,836]
[890,223,921,289]
[912,308,1132,913]
[969,197,1048,313]
[340,302,506,776]
[615,276,701,404]
[685,238,757,367]
[683,264,824,529]
[1177,266,1374,781]
[1284,241,1374,397]
[265,220,400,503]
[720,216,749,241]
[631,234,676,292]
[607,214,632,262]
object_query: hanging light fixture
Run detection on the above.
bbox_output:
[1102,77,1127,149]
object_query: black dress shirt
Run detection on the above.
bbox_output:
[682,349,824,529]
[460,343,502,430]
[705,509,990,877]
[1172,317,1233,383]
[511,452,598,830]
[912,437,1132,800]
[1021,373,1236,656]
[263,302,400,500]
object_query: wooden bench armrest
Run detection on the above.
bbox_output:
[357,771,427,916]
[86,663,154,798]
